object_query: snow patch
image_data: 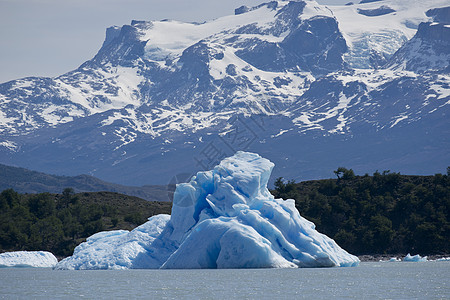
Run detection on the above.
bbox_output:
[0,140,18,151]
[142,6,279,61]
[390,115,409,128]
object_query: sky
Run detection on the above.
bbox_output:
[0,0,351,83]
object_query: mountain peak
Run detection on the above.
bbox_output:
[386,7,450,73]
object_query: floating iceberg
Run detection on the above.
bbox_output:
[403,253,428,262]
[388,257,401,262]
[435,257,450,262]
[379,257,401,262]
[0,251,58,268]
[56,152,359,270]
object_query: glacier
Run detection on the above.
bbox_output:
[0,251,58,268]
[55,152,359,270]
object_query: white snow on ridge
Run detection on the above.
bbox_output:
[141,0,338,62]
[430,81,450,101]
[142,5,280,61]
[0,64,145,135]
[0,140,18,152]
[56,66,143,114]
[301,1,334,20]
[0,109,16,128]
[329,0,450,68]
[208,45,307,108]
[100,105,233,146]
[41,105,75,126]
[335,69,418,89]
[390,114,409,128]
[292,92,357,133]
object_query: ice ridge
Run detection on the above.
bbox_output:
[55,152,359,269]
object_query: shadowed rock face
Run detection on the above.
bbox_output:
[386,14,450,73]
[426,6,450,23]
[236,15,347,74]
[235,1,279,16]
[357,6,396,17]
[90,23,149,67]
[282,16,348,72]
[359,0,382,4]
[416,22,450,43]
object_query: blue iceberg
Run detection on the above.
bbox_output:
[403,253,428,262]
[56,152,359,269]
[388,257,401,262]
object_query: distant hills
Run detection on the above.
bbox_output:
[0,163,170,202]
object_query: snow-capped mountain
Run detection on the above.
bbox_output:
[0,0,449,186]
[387,6,450,73]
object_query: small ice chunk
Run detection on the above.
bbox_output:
[403,253,428,262]
[388,257,401,262]
[435,257,450,262]
[0,251,58,268]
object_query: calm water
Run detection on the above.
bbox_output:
[1,262,449,299]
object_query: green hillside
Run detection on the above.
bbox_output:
[271,169,450,255]
[0,189,172,257]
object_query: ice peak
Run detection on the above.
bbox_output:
[56,152,360,270]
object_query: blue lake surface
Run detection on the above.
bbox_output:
[1,262,449,299]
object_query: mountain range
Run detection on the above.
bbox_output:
[0,0,448,186]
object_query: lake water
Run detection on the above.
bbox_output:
[1,262,449,299]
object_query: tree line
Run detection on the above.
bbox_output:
[1,169,448,258]
[0,189,171,257]
[271,169,449,255]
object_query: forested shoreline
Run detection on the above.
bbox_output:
[271,170,449,255]
[1,170,448,257]
[0,189,171,257]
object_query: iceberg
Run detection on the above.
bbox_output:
[56,152,359,269]
[403,253,428,262]
[0,251,58,268]
[388,257,401,262]
[435,257,450,262]
[379,257,401,262]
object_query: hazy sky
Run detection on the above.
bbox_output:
[0,0,351,83]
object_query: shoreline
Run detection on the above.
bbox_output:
[6,252,450,263]
[54,254,450,263]
[358,254,450,262]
